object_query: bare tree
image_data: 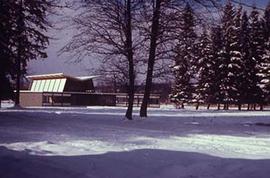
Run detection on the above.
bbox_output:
[61,0,142,119]
[139,0,220,117]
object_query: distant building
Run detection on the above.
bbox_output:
[28,73,95,93]
[20,73,116,107]
[20,73,160,108]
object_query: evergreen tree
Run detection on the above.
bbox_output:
[0,1,15,103]
[207,26,224,108]
[239,11,254,105]
[228,6,244,107]
[2,0,55,106]
[171,3,197,108]
[195,28,213,109]
[260,3,270,103]
[218,1,236,108]
[249,7,265,105]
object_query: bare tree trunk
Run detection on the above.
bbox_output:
[260,104,263,111]
[207,104,210,110]
[217,103,220,110]
[196,102,199,110]
[238,104,241,110]
[15,0,23,107]
[181,102,184,109]
[140,0,161,117]
[125,0,135,120]
[223,104,226,110]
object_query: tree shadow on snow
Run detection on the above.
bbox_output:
[0,146,269,178]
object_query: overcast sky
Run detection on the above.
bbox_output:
[28,0,269,77]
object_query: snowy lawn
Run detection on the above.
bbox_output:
[0,106,270,178]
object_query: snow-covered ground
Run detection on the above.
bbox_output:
[0,106,270,178]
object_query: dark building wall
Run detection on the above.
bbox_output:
[64,79,94,92]
[70,94,116,106]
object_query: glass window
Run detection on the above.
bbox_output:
[38,80,46,92]
[30,80,37,92]
[58,79,66,92]
[53,79,61,92]
[44,80,51,92]
[48,79,55,92]
[35,80,41,92]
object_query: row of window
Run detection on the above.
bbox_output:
[30,79,67,92]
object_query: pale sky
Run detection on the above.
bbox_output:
[28,0,269,77]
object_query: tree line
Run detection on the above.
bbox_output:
[2,0,269,119]
[171,2,270,110]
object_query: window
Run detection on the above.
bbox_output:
[38,80,46,92]
[30,78,67,92]
[35,80,41,92]
[44,80,51,92]
[48,79,55,92]
[30,80,37,92]
[58,79,66,92]
[53,79,61,92]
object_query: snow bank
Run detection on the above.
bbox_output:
[1,134,270,160]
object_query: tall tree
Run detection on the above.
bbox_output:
[140,0,219,116]
[195,28,213,109]
[139,0,162,117]
[62,0,138,119]
[209,25,223,108]
[0,1,15,106]
[259,3,270,104]
[228,6,244,108]
[9,0,54,106]
[218,1,236,108]
[249,7,265,105]
[239,11,253,105]
[170,3,197,109]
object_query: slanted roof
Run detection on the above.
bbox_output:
[27,73,98,93]
[27,73,98,81]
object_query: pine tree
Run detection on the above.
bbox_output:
[228,6,244,108]
[0,1,15,104]
[209,26,223,109]
[218,1,236,109]
[260,3,270,104]
[9,0,54,106]
[195,28,213,109]
[249,7,265,106]
[239,11,254,106]
[171,3,197,108]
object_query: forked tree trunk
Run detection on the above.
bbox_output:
[125,0,135,120]
[140,0,161,117]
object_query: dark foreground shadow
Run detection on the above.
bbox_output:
[0,147,269,178]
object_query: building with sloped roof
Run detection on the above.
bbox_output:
[27,73,96,93]
[20,73,116,107]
